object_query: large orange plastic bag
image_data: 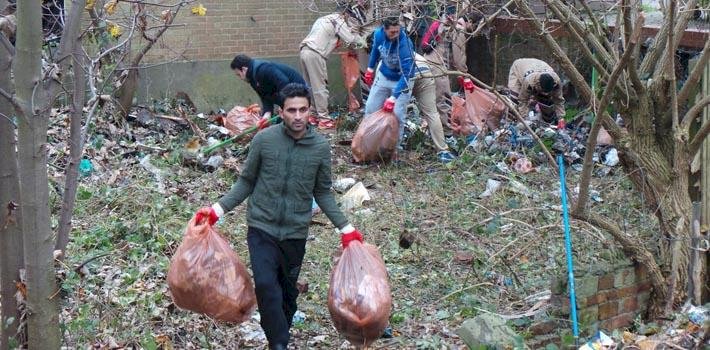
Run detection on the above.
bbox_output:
[450,94,476,136]
[224,104,261,140]
[167,217,256,323]
[328,241,391,347]
[341,51,361,112]
[463,88,507,132]
[450,89,507,136]
[351,109,399,163]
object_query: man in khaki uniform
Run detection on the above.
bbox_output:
[420,14,473,130]
[299,9,366,129]
[412,53,456,163]
[507,58,565,123]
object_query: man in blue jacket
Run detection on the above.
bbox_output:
[362,16,416,147]
[231,54,307,130]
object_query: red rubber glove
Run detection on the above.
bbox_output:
[363,68,374,86]
[458,77,475,93]
[382,96,396,113]
[257,117,271,130]
[194,207,219,225]
[341,229,363,249]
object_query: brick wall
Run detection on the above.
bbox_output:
[141,0,336,62]
[527,262,652,347]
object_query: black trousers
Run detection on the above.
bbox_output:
[247,227,307,348]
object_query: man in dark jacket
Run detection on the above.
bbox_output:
[231,54,307,129]
[195,83,364,350]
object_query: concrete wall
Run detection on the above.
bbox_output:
[136,56,350,112]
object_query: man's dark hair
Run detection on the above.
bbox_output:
[230,54,252,70]
[280,83,311,105]
[539,73,556,93]
[382,16,400,29]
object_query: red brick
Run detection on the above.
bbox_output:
[621,297,638,313]
[613,285,638,298]
[598,301,619,320]
[586,290,611,306]
[608,312,635,330]
[637,281,653,293]
[598,274,615,290]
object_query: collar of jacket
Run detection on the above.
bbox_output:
[248,59,265,87]
[277,123,321,145]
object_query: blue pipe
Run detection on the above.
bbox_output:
[558,154,579,341]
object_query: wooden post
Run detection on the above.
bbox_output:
[702,60,709,302]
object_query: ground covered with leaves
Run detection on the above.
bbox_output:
[54,107,658,349]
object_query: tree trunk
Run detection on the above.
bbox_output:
[0,1,24,346]
[116,68,139,117]
[55,30,86,255]
[13,1,61,348]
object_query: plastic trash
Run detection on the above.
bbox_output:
[340,182,371,211]
[340,51,361,112]
[204,155,224,170]
[292,310,306,325]
[684,303,708,326]
[579,331,615,350]
[78,159,93,177]
[513,157,533,174]
[333,178,357,192]
[224,104,261,140]
[603,148,619,167]
[479,179,502,198]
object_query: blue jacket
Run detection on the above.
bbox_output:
[248,60,306,115]
[367,27,416,98]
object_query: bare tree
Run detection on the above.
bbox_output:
[504,0,709,316]
[0,0,194,347]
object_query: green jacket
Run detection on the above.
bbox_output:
[218,123,348,240]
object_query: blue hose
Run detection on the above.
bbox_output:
[558,154,579,341]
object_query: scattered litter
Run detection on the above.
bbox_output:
[208,124,231,135]
[292,310,306,325]
[204,155,224,170]
[579,331,615,350]
[603,148,619,167]
[139,155,165,194]
[683,302,708,326]
[340,182,371,211]
[508,180,532,197]
[79,158,93,177]
[479,179,502,198]
[495,162,511,174]
[513,157,533,174]
[333,177,357,192]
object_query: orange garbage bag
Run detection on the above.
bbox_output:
[167,217,256,323]
[328,241,391,347]
[224,104,262,140]
[351,109,399,163]
[463,87,507,132]
[341,51,361,112]
[450,89,507,136]
[450,95,477,136]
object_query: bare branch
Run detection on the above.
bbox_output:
[544,0,611,81]
[678,38,710,110]
[575,11,645,215]
[641,0,698,78]
[0,86,20,113]
[668,1,679,136]
[546,0,616,69]
[689,117,710,158]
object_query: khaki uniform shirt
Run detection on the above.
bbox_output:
[508,58,565,117]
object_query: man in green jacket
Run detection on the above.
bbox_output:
[194,83,363,350]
